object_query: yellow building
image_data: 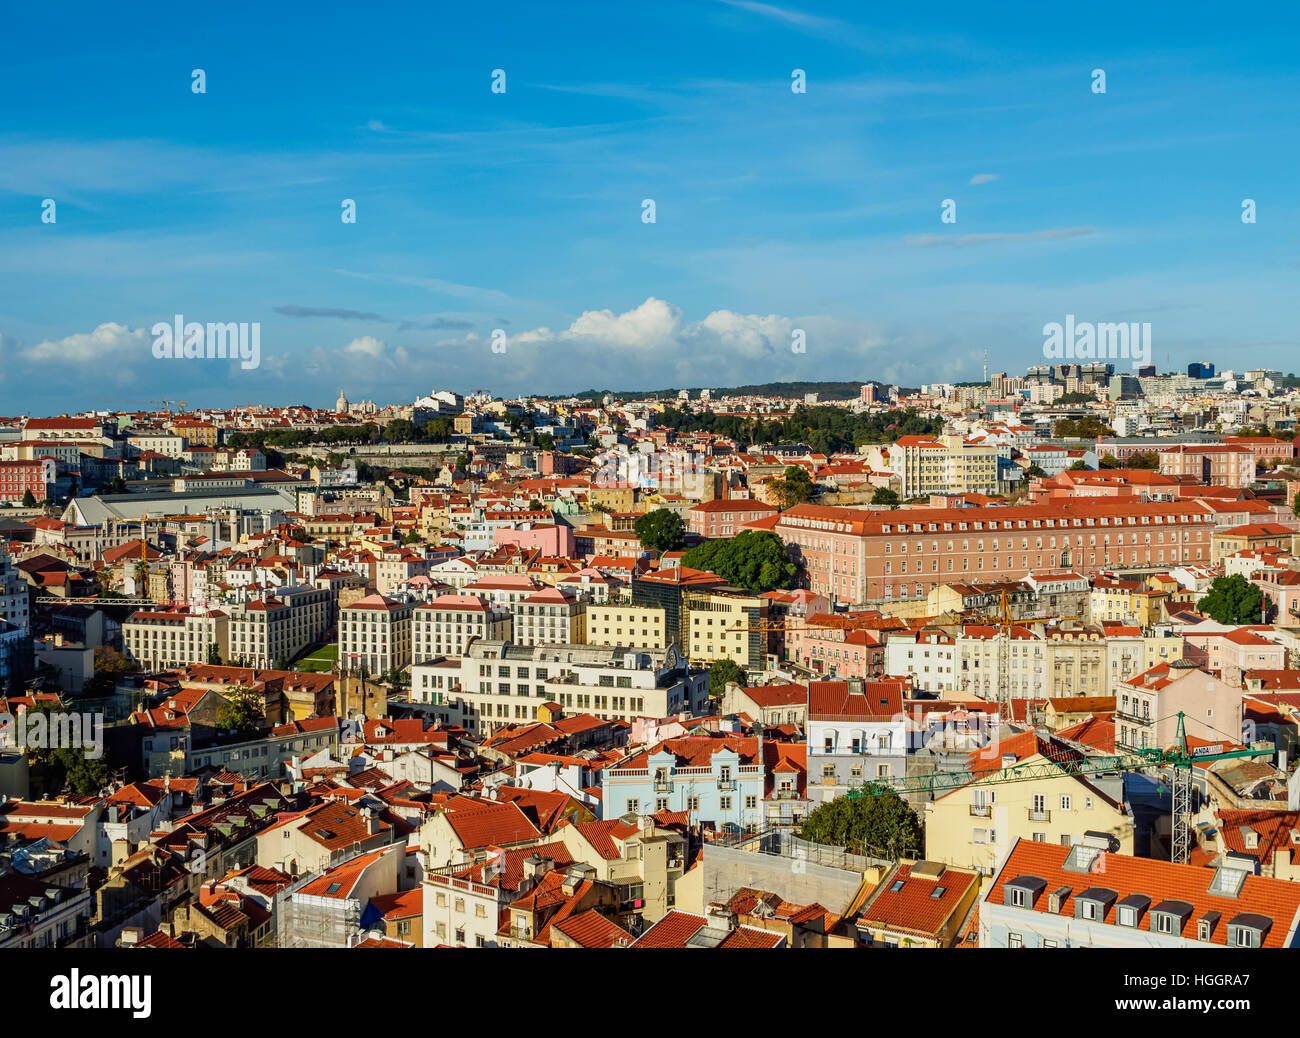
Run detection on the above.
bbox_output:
[586,604,670,649]
[590,485,637,513]
[683,588,767,669]
[1044,627,1109,697]
[924,732,1135,875]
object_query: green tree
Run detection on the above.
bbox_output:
[1197,574,1265,624]
[1128,451,1160,470]
[634,508,686,554]
[679,529,797,592]
[381,418,415,442]
[55,746,111,796]
[870,487,900,507]
[83,645,137,697]
[1099,454,1122,469]
[537,433,555,451]
[770,466,814,510]
[708,658,746,701]
[1292,490,1300,519]
[215,685,263,736]
[1053,417,1116,439]
[1024,464,1046,478]
[206,642,221,665]
[20,489,36,507]
[798,784,923,859]
[1068,459,1089,471]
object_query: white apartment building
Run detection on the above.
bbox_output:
[0,547,29,633]
[412,594,511,661]
[338,594,414,677]
[512,586,585,647]
[225,585,330,669]
[123,607,229,670]
[883,629,956,691]
[417,641,707,735]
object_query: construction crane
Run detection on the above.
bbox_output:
[95,398,188,416]
[967,587,1076,718]
[846,711,1271,865]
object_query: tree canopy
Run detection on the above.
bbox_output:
[215,685,264,736]
[798,784,923,858]
[679,529,797,592]
[1053,416,1116,439]
[1197,574,1265,624]
[708,659,746,700]
[769,465,814,510]
[870,486,900,506]
[634,508,686,554]
[654,406,942,453]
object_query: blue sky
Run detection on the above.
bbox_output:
[2,0,1299,413]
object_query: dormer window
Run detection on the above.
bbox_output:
[1227,912,1271,948]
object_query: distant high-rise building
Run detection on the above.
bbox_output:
[860,383,877,404]
[1187,362,1215,379]
[1137,364,1156,377]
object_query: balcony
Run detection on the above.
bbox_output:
[1028,808,1051,823]
[969,804,991,818]
[717,780,736,792]
[653,779,672,793]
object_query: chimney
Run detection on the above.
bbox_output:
[705,903,738,932]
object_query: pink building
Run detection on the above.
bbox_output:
[494,523,576,558]
[1182,627,1285,687]
[687,498,779,539]
[1255,569,1300,625]
[784,614,889,679]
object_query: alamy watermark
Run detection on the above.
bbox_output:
[152,314,261,369]
[0,709,104,759]
[1043,314,1150,367]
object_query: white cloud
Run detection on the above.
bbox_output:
[343,335,388,358]
[20,321,148,364]
[969,173,998,184]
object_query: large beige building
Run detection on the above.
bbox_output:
[683,588,767,669]
[585,604,670,650]
[123,607,229,670]
[412,594,511,660]
[225,586,331,669]
[417,641,706,735]
[513,587,586,647]
[886,434,1000,499]
[338,594,414,677]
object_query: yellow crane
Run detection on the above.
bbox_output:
[95,398,188,416]
[966,587,1076,717]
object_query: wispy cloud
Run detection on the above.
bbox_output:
[274,305,384,322]
[275,303,473,332]
[908,226,1096,248]
[969,173,998,184]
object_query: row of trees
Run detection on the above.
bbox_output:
[654,406,943,454]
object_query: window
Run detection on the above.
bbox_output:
[719,796,733,811]
[625,798,640,813]
[1007,932,1023,948]
[1060,795,1071,811]
[1154,914,1172,935]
